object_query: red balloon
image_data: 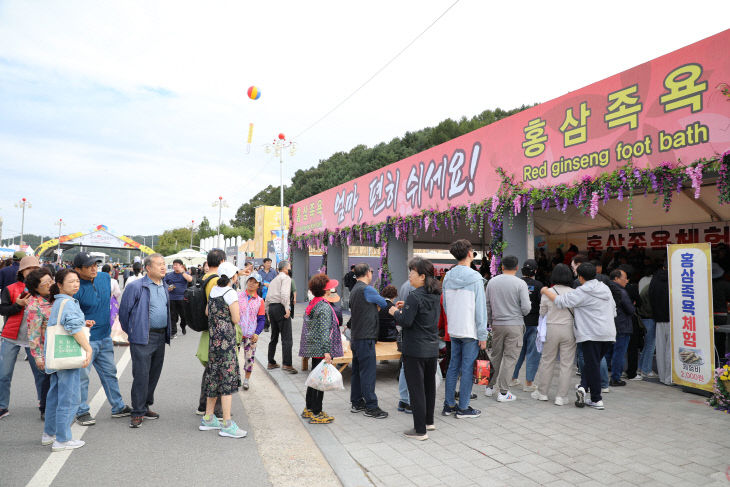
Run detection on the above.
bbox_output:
[278,133,286,140]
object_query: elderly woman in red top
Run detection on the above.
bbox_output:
[24,268,55,419]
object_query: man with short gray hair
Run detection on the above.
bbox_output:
[119,253,171,428]
[265,260,296,373]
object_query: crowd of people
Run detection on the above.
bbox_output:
[2,237,728,447]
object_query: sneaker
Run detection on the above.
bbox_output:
[129,416,143,428]
[426,424,436,431]
[242,378,249,390]
[630,374,644,381]
[309,412,334,424]
[497,392,516,402]
[586,399,605,410]
[195,408,205,416]
[454,391,478,400]
[364,407,388,419]
[350,402,367,414]
[523,384,536,392]
[554,396,568,406]
[199,414,222,431]
[601,387,611,393]
[609,379,626,387]
[397,401,412,414]
[171,334,178,339]
[301,408,314,419]
[484,386,494,397]
[75,413,96,426]
[403,428,428,441]
[645,371,658,379]
[531,390,548,401]
[41,433,55,446]
[219,420,247,438]
[509,378,521,387]
[111,406,132,418]
[456,406,481,419]
[441,404,458,416]
[144,410,159,420]
[575,386,586,408]
[51,439,85,452]
[620,372,628,379]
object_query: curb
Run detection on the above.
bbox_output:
[255,355,374,487]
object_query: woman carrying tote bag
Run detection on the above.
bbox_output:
[43,269,93,452]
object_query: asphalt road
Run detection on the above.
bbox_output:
[0,331,272,487]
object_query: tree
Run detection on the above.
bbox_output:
[156,227,194,256]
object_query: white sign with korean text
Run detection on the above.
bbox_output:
[668,243,715,392]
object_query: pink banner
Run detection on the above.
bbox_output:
[292,29,730,236]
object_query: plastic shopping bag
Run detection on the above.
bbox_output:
[305,361,345,391]
[473,349,492,386]
[536,315,547,353]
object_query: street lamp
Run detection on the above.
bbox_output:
[190,220,196,249]
[14,198,31,248]
[212,196,228,249]
[265,134,297,260]
[56,218,65,264]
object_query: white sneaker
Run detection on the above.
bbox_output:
[523,384,536,392]
[586,399,605,410]
[575,386,586,408]
[630,374,644,381]
[645,371,658,379]
[484,386,494,397]
[554,396,568,406]
[497,392,516,402]
[51,439,85,452]
[41,433,55,446]
[601,387,611,393]
[509,379,521,387]
[530,390,548,401]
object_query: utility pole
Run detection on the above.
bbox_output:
[14,198,31,248]
[56,218,65,264]
[212,197,228,249]
[190,220,195,249]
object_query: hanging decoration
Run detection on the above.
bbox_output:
[247,86,261,100]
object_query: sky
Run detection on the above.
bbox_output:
[0,0,727,243]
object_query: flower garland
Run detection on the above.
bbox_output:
[708,353,730,413]
[290,154,728,277]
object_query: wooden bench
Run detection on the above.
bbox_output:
[301,341,401,373]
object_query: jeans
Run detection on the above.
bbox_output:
[306,357,325,414]
[398,362,409,404]
[577,343,609,388]
[611,333,631,382]
[169,300,187,335]
[267,304,292,367]
[444,337,479,410]
[638,318,656,374]
[129,330,166,416]
[580,341,612,403]
[350,339,378,409]
[512,326,541,383]
[0,339,47,410]
[403,355,437,435]
[44,369,80,443]
[78,337,126,416]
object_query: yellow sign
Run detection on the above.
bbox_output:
[253,206,289,259]
[667,243,715,392]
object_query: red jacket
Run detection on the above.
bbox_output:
[438,294,450,342]
[1,281,26,340]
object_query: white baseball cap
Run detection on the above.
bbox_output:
[218,262,238,279]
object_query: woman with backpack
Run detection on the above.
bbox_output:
[44,269,93,451]
[299,274,343,424]
[389,257,441,441]
[238,273,266,391]
[199,262,246,438]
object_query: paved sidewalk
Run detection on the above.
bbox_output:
[259,303,730,487]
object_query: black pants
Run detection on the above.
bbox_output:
[169,300,186,335]
[305,357,325,414]
[626,333,640,379]
[39,373,51,414]
[403,355,437,435]
[268,304,293,366]
[580,341,612,403]
[129,330,166,417]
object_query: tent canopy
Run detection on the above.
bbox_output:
[163,249,207,268]
[35,225,155,258]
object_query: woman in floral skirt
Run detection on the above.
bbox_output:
[199,262,246,438]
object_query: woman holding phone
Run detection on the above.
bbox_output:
[43,269,94,451]
[24,267,55,420]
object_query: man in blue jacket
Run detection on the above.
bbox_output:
[119,253,171,428]
[73,252,130,426]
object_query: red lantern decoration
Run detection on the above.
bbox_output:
[278,133,286,140]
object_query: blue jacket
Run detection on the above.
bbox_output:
[119,276,171,345]
[0,262,19,291]
[74,272,111,342]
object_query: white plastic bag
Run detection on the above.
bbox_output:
[435,367,442,389]
[535,315,547,353]
[305,361,344,391]
[341,333,350,353]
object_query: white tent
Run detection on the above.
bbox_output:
[163,249,207,269]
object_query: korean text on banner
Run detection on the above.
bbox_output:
[668,243,715,391]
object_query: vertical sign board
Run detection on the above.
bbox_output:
[668,243,715,391]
